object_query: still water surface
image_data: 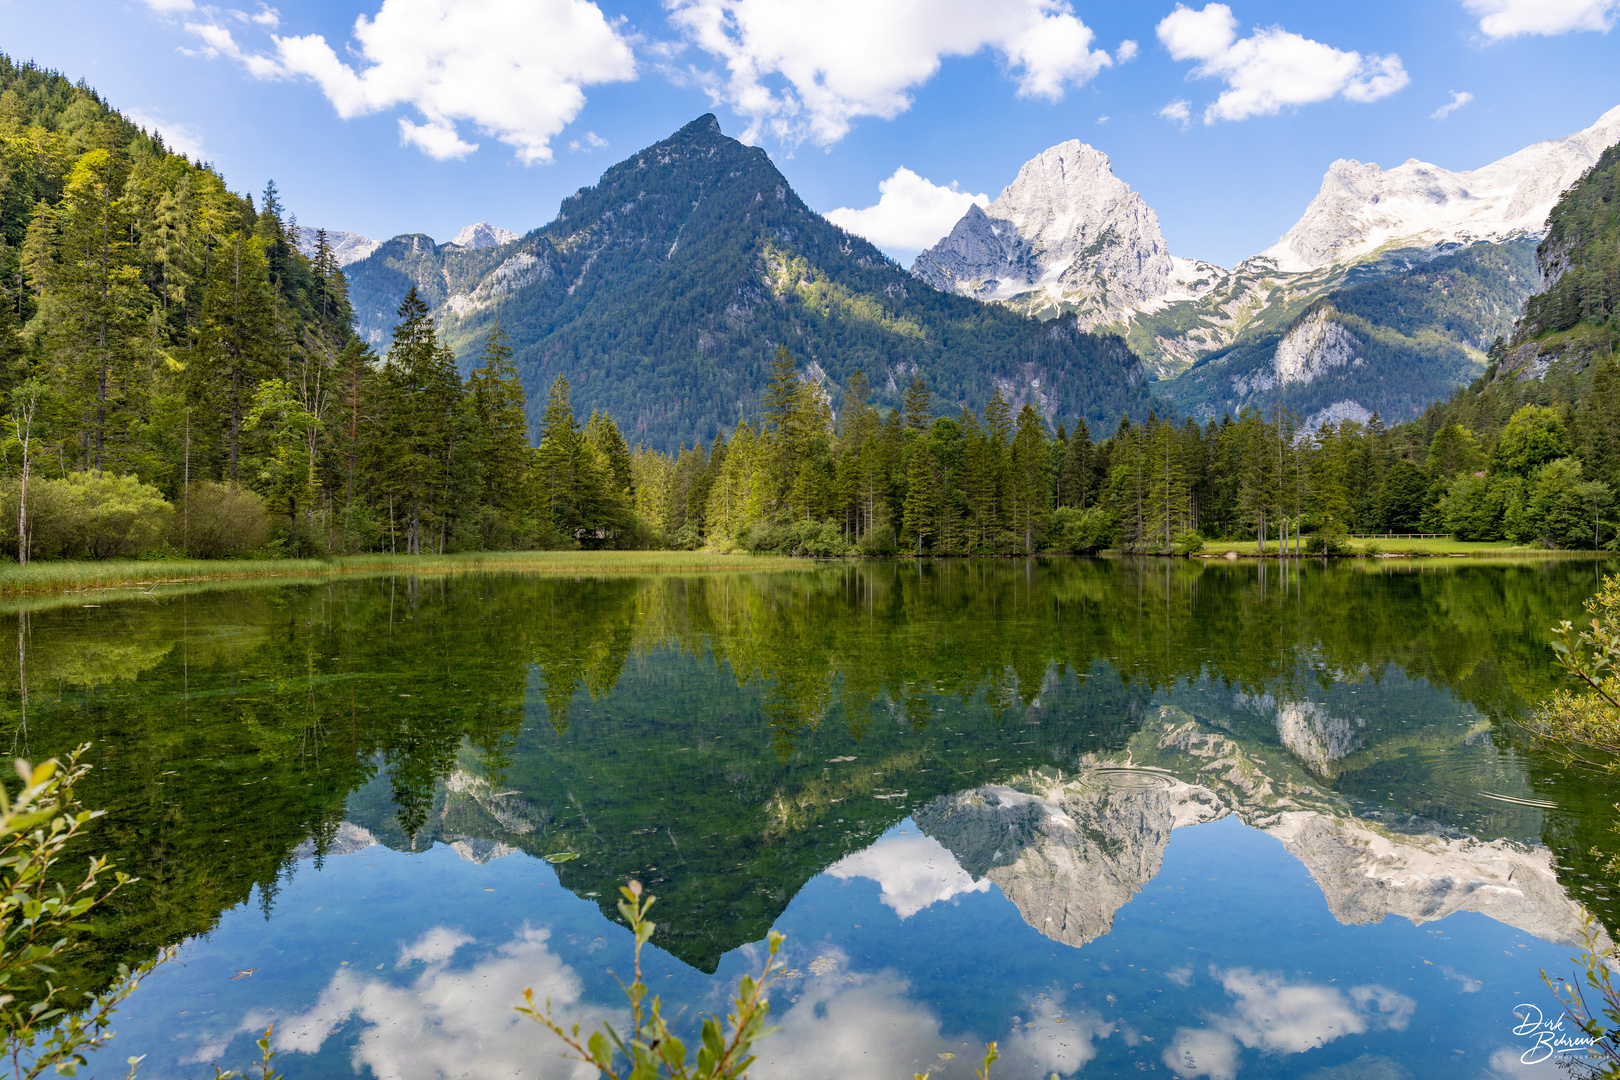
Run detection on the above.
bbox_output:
[8,558,1620,1079]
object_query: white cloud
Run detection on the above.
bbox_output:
[1431,89,1474,119]
[1162,968,1414,1080]
[999,996,1113,1075]
[826,830,993,918]
[755,961,960,1080]
[1115,39,1140,62]
[1156,3,1409,123]
[665,0,1113,146]
[140,0,195,12]
[824,169,989,260]
[1466,0,1619,37]
[394,926,472,967]
[249,7,281,28]
[1160,98,1193,128]
[179,0,637,164]
[180,21,283,78]
[257,925,622,1080]
[124,108,208,159]
[759,954,1111,1080]
[569,131,610,152]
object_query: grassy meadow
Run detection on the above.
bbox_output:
[0,550,809,599]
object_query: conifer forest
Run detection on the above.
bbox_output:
[3,54,1619,562]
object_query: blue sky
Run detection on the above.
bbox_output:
[6,0,1619,268]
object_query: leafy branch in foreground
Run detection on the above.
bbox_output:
[518,880,782,1079]
[519,879,1005,1080]
[1542,915,1620,1077]
[0,747,170,1080]
[1531,573,1620,768]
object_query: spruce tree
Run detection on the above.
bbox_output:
[903,374,931,432]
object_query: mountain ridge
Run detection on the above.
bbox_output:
[907,104,1620,425]
[344,115,1156,451]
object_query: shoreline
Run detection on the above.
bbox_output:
[0,545,1609,606]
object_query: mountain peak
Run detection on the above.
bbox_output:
[1259,102,1620,273]
[448,222,520,250]
[912,137,1172,325]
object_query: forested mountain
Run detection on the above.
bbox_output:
[1160,240,1539,427]
[618,146,1620,559]
[1412,143,1620,440]
[0,56,593,561]
[345,115,1155,452]
[0,54,353,485]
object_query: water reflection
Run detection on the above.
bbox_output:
[0,558,1613,1077]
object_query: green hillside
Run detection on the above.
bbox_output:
[346,116,1156,452]
[1410,144,1620,454]
[1160,241,1540,424]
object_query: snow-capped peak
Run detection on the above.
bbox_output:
[912,139,1174,325]
[448,222,520,250]
[1259,103,1620,273]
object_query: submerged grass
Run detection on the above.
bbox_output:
[0,550,810,598]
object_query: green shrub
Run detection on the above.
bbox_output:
[1172,530,1205,556]
[172,481,272,558]
[744,520,850,557]
[1047,506,1114,553]
[0,473,172,560]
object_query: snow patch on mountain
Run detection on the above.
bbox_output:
[911,140,1175,327]
[1258,104,1620,272]
[294,228,380,266]
[448,222,521,250]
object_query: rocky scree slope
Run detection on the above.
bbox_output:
[344,116,1154,451]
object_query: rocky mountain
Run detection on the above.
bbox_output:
[912,105,1619,425]
[343,115,1154,451]
[1159,240,1539,429]
[917,705,1602,952]
[911,140,1182,326]
[1259,104,1620,273]
[1406,138,1620,452]
[447,221,519,250]
[293,227,379,266]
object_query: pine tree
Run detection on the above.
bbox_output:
[901,444,935,554]
[35,148,152,474]
[376,286,461,553]
[535,373,583,539]
[903,373,932,432]
[466,324,531,541]
[1010,404,1049,553]
[1060,418,1092,508]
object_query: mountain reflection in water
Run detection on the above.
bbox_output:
[0,557,1615,1078]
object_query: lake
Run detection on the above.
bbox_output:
[8,558,1619,1080]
